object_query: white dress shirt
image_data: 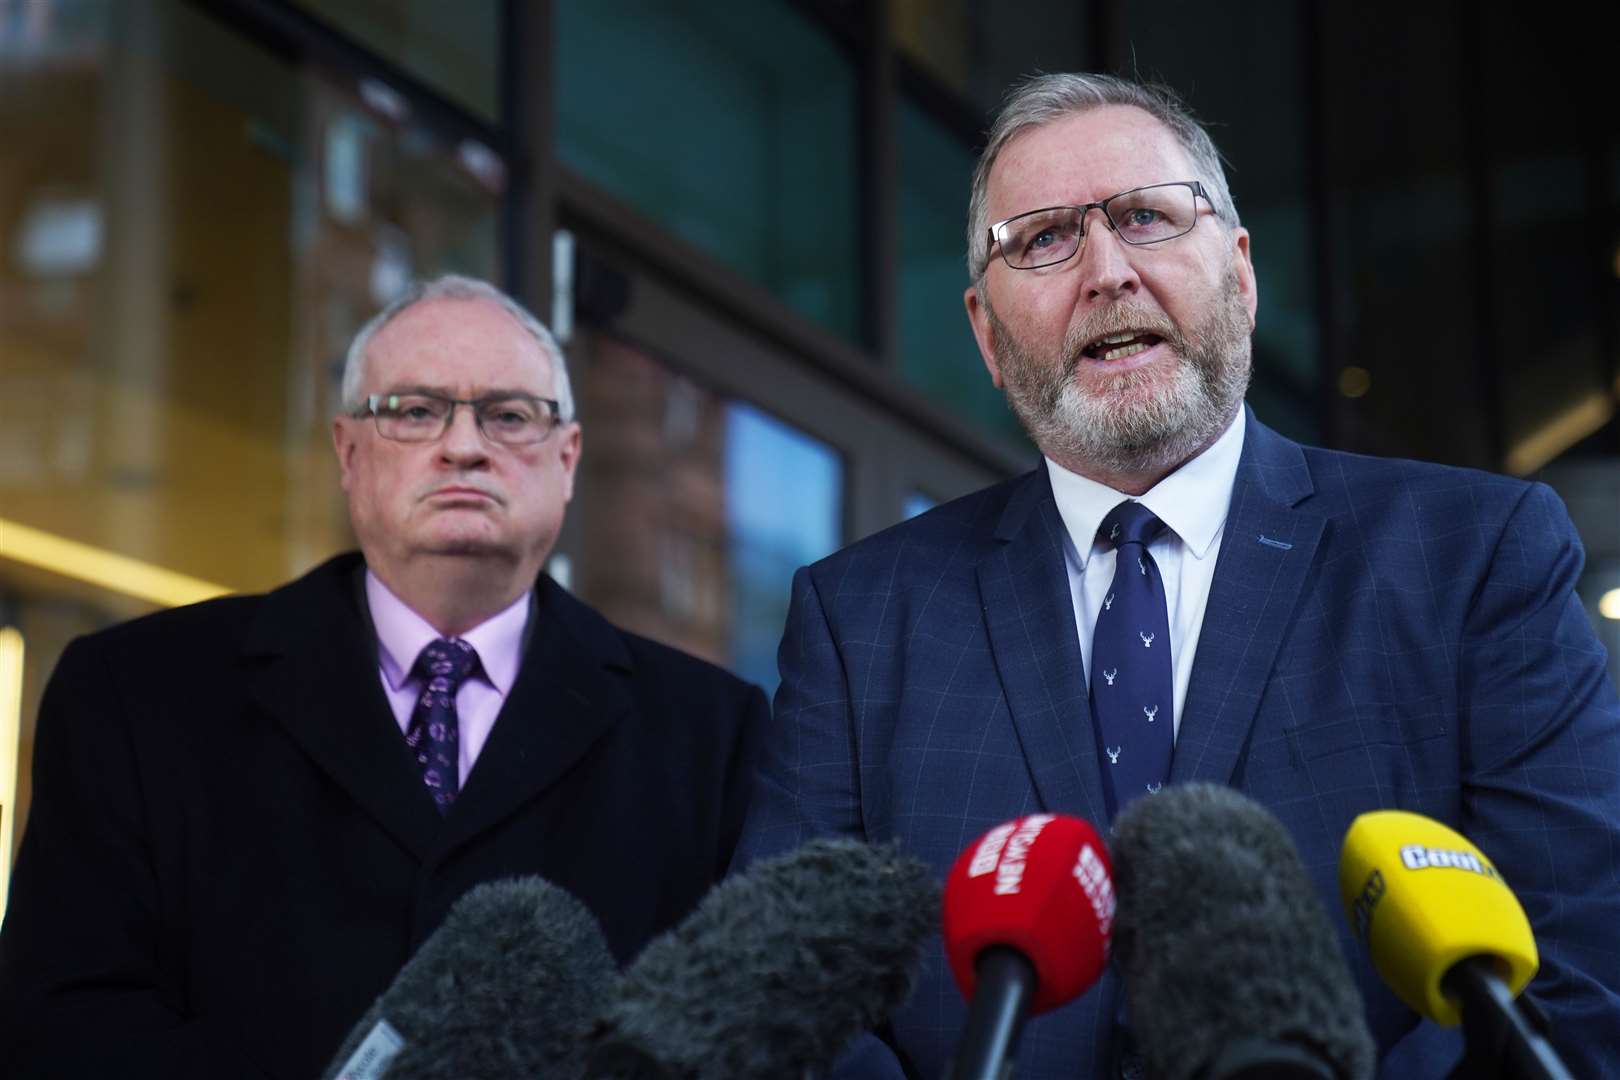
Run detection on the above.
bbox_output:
[1046,408,1246,742]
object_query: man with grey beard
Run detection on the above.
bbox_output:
[732,73,1620,1078]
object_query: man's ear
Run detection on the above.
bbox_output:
[964,283,1005,389]
[1230,227,1258,329]
[332,415,358,493]
[555,423,582,504]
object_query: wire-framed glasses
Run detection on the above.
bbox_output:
[988,181,1210,270]
[353,391,563,446]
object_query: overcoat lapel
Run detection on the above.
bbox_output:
[437,578,630,854]
[242,559,632,864]
[244,554,444,861]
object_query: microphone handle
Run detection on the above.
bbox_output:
[1442,955,1574,1080]
[947,946,1037,1080]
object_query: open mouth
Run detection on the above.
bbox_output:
[1081,331,1163,362]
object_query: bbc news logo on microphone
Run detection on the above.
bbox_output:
[1398,844,1501,881]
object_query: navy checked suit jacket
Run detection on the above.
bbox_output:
[734,410,1620,1078]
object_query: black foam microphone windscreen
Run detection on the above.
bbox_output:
[585,838,939,1079]
[323,876,617,1080]
[1111,783,1376,1080]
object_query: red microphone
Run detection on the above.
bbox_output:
[942,814,1115,1080]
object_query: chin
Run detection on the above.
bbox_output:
[415,525,512,559]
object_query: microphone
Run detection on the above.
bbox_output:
[584,837,938,1079]
[1339,810,1574,1080]
[1112,783,1376,1080]
[323,876,617,1080]
[941,813,1116,1080]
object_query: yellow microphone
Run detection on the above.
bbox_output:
[1339,810,1572,1079]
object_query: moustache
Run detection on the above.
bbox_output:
[1060,305,1186,372]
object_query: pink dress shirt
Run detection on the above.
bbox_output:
[365,570,529,787]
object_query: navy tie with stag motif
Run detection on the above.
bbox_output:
[407,637,479,814]
[1089,500,1175,820]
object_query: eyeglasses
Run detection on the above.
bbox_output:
[987,181,1211,271]
[353,391,564,446]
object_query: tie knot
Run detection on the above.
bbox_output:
[1100,501,1166,548]
[413,638,480,690]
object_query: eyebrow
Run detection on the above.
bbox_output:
[376,384,547,400]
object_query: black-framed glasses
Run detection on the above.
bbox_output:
[987,181,1211,270]
[353,391,563,446]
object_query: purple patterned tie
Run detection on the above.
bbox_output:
[407,638,479,814]
[1089,501,1175,820]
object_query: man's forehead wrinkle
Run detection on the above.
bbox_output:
[988,108,1194,220]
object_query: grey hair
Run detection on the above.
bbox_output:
[339,274,576,422]
[967,73,1241,283]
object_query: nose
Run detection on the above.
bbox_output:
[438,403,490,467]
[1075,209,1140,304]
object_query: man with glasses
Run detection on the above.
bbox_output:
[0,276,764,1079]
[735,74,1620,1077]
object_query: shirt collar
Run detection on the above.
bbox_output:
[1046,406,1246,567]
[365,570,530,695]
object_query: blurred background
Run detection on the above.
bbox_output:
[2,0,1617,916]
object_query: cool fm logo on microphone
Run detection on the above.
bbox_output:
[963,814,1116,938]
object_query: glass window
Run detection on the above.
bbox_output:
[902,491,939,520]
[1492,154,1608,473]
[554,0,861,343]
[892,0,1093,120]
[564,333,843,696]
[289,0,501,123]
[1117,0,1320,443]
[724,403,842,694]
[0,0,503,870]
[896,99,1030,449]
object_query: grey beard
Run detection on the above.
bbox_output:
[989,273,1253,479]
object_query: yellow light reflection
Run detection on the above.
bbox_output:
[1600,589,1620,622]
[0,517,229,608]
[1504,393,1617,477]
[1,626,23,925]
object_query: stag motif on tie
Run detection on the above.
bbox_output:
[1106,746,1121,764]
[1110,521,1121,541]
[1104,593,1114,611]
[1146,782,1163,795]
[1103,668,1117,686]
[1138,556,1148,576]
[1139,631,1155,647]
[1144,704,1158,723]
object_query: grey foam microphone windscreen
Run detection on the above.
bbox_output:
[323,876,618,1080]
[1111,783,1376,1080]
[586,838,940,1079]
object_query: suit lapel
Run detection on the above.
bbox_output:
[977,467,1109,826]
[436,577,629,854]
[1172,413,1325,786]
[244,555,444,861]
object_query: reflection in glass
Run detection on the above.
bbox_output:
[724,403,842,694]
[891,0,1092,119]
[896,99,1028,448]
[555,0,861,343]
[568,334,842,695]
[903,491,938,520]
[289,0,501,123]
[0,0,504,858]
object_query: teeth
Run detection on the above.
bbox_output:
[1097,332,1137,346]
[1101,342,1150,362]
